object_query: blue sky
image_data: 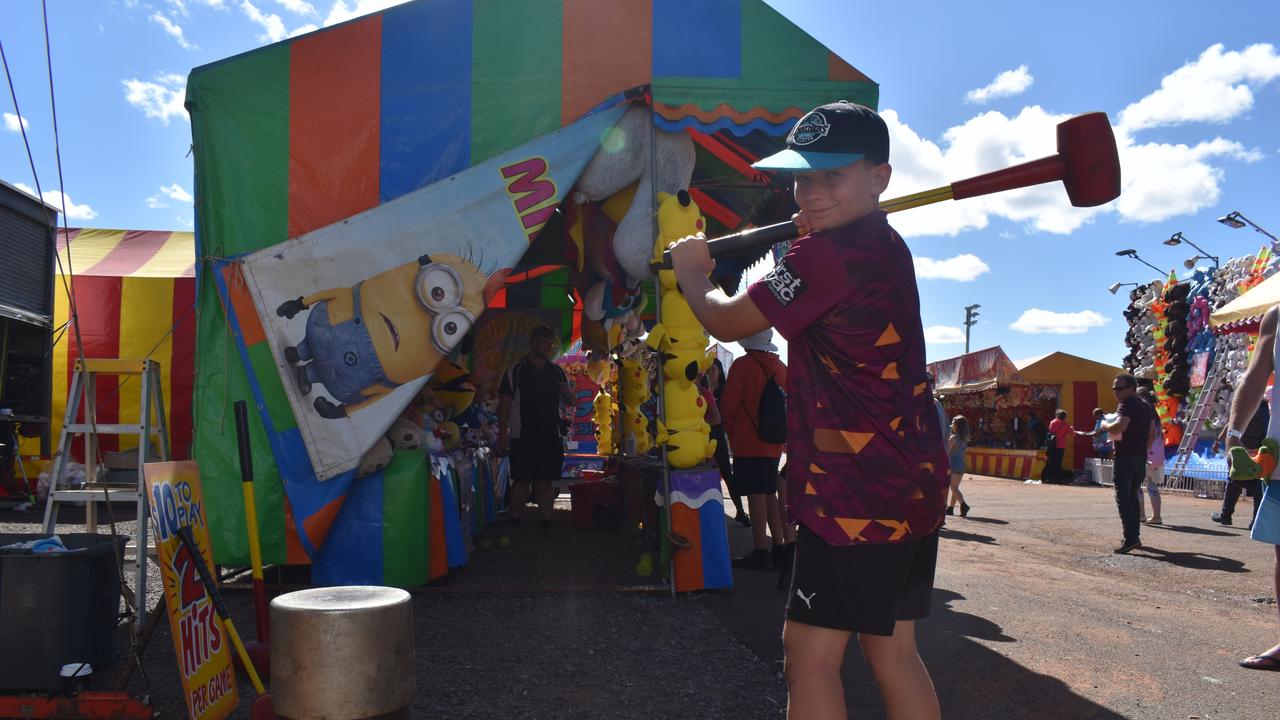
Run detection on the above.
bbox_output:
[2,0,1279,368]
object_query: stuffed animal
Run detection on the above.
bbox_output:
[1229,439,1279,482]
[572,107,696,284]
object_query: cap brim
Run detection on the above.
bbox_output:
[751,148,866,171]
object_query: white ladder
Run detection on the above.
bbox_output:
[41,358,170,626]
[1164,351,1228,489]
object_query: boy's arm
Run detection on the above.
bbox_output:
[1227,306,1278,448]
[668,232,769,341]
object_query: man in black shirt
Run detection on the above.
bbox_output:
[497,325,574,537]
[1101,373,1152,554]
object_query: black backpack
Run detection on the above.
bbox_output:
[748,354,787,444]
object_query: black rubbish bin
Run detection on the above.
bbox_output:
[0,533,126,692]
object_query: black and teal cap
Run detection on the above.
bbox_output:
[753,101,889,171]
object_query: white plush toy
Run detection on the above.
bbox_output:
[572,106,696,284]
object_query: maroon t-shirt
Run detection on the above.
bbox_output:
[747,211,948,546]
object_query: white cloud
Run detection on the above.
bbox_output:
[147,183,194,209]
[924,326,966,344]
[165,0,190,17]
[1114,136,1260,222]
[321,0,411,26]
[242,0,287,42]
[150,13,197,49]
[3,112,28,133]
[160,183,194,203]
[289,23,319,37]
[1010,309,1108,335]
[964,65,1034,104]
[275,0,317,15]
[913,253,990,281]
[122,73,188,124]
[14,184,97,220]
[1118,43,1280,133]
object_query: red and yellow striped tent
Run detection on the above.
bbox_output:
[21,229,196,460]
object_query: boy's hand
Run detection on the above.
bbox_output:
[792,210,813,235]
[667,233,715,277]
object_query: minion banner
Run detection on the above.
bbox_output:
[235,106,625,481]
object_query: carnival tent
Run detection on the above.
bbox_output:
[19,229,195,461]
[1210,270,1280,331]
[928,346,1027,396]
[1015,351,1123,472]
[190,0,878,575]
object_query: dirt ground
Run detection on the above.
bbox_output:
[4,474,1279,718]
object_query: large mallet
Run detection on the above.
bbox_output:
[657,111,1120,269]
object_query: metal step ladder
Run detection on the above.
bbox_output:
[1164,351,1229,490]
[42,358,170,626]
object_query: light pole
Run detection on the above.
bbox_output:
[1108,281,1140,295]
[1218,211,1278,245]
[1115,248,1166,276]
[963,304,980,354]
[1163,231,1218,269]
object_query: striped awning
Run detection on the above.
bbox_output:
[56,228,195,278]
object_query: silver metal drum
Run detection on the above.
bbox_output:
[271,586,415,720]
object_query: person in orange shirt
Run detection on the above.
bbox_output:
[721,329,789,570]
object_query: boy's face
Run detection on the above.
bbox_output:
[793,159,892,231]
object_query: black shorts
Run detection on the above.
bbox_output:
[733,456,779,495]
[785,524,938,636]
[509,438,564,485]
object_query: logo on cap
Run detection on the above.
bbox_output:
[791,112,830,146]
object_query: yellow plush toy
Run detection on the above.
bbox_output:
[652,190,706,291]
[656,420,717,468]
[645,190,715,469]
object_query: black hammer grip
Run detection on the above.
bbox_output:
[654,220,798,271]
[234,400,254,485]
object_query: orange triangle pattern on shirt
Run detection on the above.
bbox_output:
[804,481,820,495]
[819,354,841,375]
[875,323,901,346]
[881,362,900,380]
[836,518,872,542]
[875,519,911,542]
[808,464,827,475]
[889,416,902,431]
[813,428,876,454]
[913,382,927,396]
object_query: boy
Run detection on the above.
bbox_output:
[668,101,947,720]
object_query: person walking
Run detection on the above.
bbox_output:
[496,325,574,539]
[1044,410,1072,484]
[721,329,789,570]
[1212,401,1269,528]
[1100,374,1153,554]
[1136,388,1163,525]
[945,416,971,517]
[1222,305,1280,671]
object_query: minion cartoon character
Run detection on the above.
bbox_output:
[277,254,487,419]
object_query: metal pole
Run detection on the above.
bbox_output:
[647,108,675,597]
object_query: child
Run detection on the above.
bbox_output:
[946,416,971,517]
[668,101,947,720]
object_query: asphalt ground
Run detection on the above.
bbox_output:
[3,474,1278,718]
